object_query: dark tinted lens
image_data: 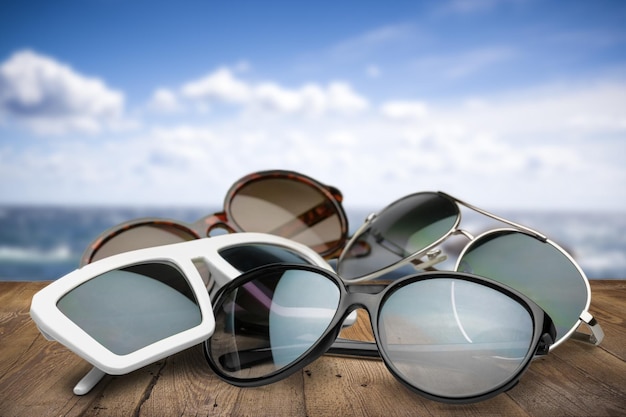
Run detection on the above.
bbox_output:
[87,223,198,264]
[457,231,588,344]
[209,268,340,379]
[218,243,312,272]
[378,277,533,398]
[57,262,201,355]
[338,193,459,279]
[229,178,343,254]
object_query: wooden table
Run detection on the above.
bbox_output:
[1,280,624,416]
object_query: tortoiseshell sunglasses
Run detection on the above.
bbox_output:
[80,170,349,266]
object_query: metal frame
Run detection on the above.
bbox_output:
[336,191,603,348]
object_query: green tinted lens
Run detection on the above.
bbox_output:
[339,193,459,280]
[457,231,588,343]
[57,263,201,355]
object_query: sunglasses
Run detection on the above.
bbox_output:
[30,232,339,395]
[80,170,349,266]
[204,263,556,404]
[336,191,604,349]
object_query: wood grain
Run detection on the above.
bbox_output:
[0,280,624,417]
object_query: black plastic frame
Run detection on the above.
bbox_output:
[204,264,556,404]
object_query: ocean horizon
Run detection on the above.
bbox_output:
[1,204,624,281]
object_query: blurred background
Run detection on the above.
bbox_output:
[1,0,625,280]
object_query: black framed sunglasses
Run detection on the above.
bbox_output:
[204,264,556,404]
[335,191,604,349]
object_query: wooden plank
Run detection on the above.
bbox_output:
[588,280,626,360]
[0,280,624,416]
[135,345,307,417]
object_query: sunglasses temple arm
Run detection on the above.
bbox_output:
[326,338,382,360]
[439,192,548,240]
[215,337,382,371]
[73,366,107,395]
[571,312,605,345]
[411,252,447,271]
[196,212,238,236]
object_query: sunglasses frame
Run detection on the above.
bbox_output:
[80,170,349,265]
[455,227,604,348]
[337,191,603,348]
[211,170,349,258]
[338,191,547,283]
[204,263,556,404]
[32,232,335,395]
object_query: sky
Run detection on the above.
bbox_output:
[1,0,625,212]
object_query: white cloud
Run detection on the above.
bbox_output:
[445,81,626,135]
[1,57,624,211]
[325,83,369,114]
[254,82,304,113]
[181,67,252,104]
[380,101,429,120]
[148,88,182,113]
[0,50,131,135]
[176,67,369,116]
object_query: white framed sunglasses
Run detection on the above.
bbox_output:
[30,232,335,395]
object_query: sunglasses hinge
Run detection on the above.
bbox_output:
[536,333,554,356]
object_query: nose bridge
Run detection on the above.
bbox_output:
[453,227,475,241]
[344,286,382,319]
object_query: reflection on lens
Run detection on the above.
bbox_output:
[229,178,343,254]
[218,243,311,272]
[89,224,198,263]
[339,193,458,280]
[378,278,533,398]
[209,268,340,379]
[57,263,201,355]
[458,231,587,343]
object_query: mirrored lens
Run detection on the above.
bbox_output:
[457,231,588,343]
[209,268,340,379]
[378,278,533,398]
[338,192,459,280]
[218,243,312,272]
[229,178,344,255]
[86,223,198,264]
[57,262,202,355]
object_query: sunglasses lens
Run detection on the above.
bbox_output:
[339,193,459,280]
[379,277,534,399]
[457,231,588,344]
[218,243,312,272]
[85,223,198,265]
[229,178,345,255]
[57,262,201,355]
[209,268,340,379]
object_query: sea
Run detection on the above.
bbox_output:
[0,205,624,281]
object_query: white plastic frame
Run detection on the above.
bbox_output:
[30,232,335,395]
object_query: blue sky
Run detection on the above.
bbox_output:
[1,0,625,211]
